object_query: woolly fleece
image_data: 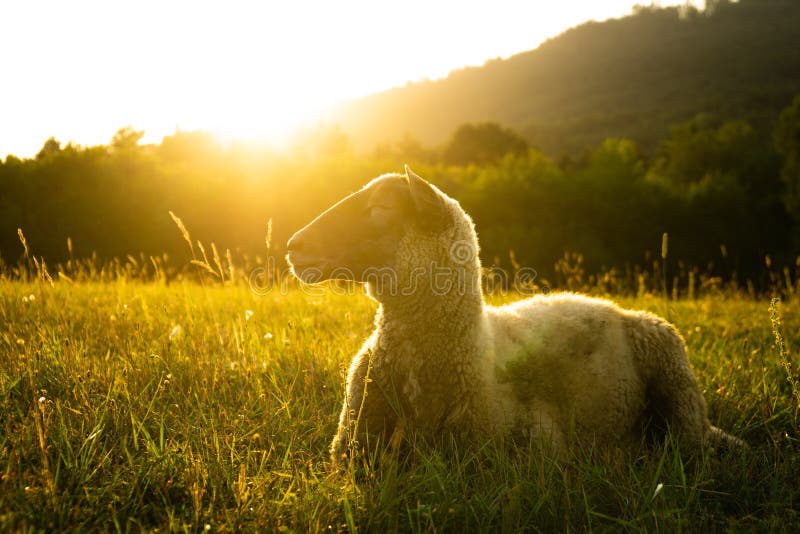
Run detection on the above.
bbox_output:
[296,172,739,466]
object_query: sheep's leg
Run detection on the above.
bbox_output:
[646,351,746,453]
[652,374,709,448]
[626,316,708,450]
[645,343,710,449]
[329,352,397,469]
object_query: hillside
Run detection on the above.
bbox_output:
[328,0,800,156]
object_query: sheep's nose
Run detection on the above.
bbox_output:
[287,231,305,252]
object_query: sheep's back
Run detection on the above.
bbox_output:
[485,293,648,444]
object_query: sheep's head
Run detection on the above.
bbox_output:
[286,166,455,286]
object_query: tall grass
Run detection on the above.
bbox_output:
[770,298,800,421]
[1,226,799,530]
[1,271,799,530]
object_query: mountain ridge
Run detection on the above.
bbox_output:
[328,0,800,156]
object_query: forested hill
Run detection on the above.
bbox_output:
[328,0,800,157]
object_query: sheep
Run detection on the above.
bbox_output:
[286,166,742,468]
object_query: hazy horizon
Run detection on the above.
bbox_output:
[1,0,703,160]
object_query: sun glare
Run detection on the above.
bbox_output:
[194,94,329,150]
[0,0,702,159]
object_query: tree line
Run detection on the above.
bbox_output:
[2,95,800,288]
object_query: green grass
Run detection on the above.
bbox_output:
[1,279,799,532]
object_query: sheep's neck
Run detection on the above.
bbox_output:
[373,289,489,431]
[371,254,485,356]
[377,288,485,348]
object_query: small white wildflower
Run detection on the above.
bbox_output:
[204,524,211,531]
[22,296,29,303]
[38,396,46,404]
[28,294,35,302]
[169,324,182,341]
[245,309,254,321]
[652,482,664,501]
[263,332,273,340]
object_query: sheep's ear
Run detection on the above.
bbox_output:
[405,165,448,231]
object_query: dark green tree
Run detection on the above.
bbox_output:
[443,123,528,166]
[648,114,788,272]
[774,95,800,224]
[648,115,777,196]
[111,126,145,151]
[35,137,62,160]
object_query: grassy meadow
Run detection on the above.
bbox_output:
[3,2,800,531]
[1,268,799,532]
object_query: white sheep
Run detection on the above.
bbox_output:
[286,166,742,467]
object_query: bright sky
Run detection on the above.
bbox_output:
[0,0,702,159]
